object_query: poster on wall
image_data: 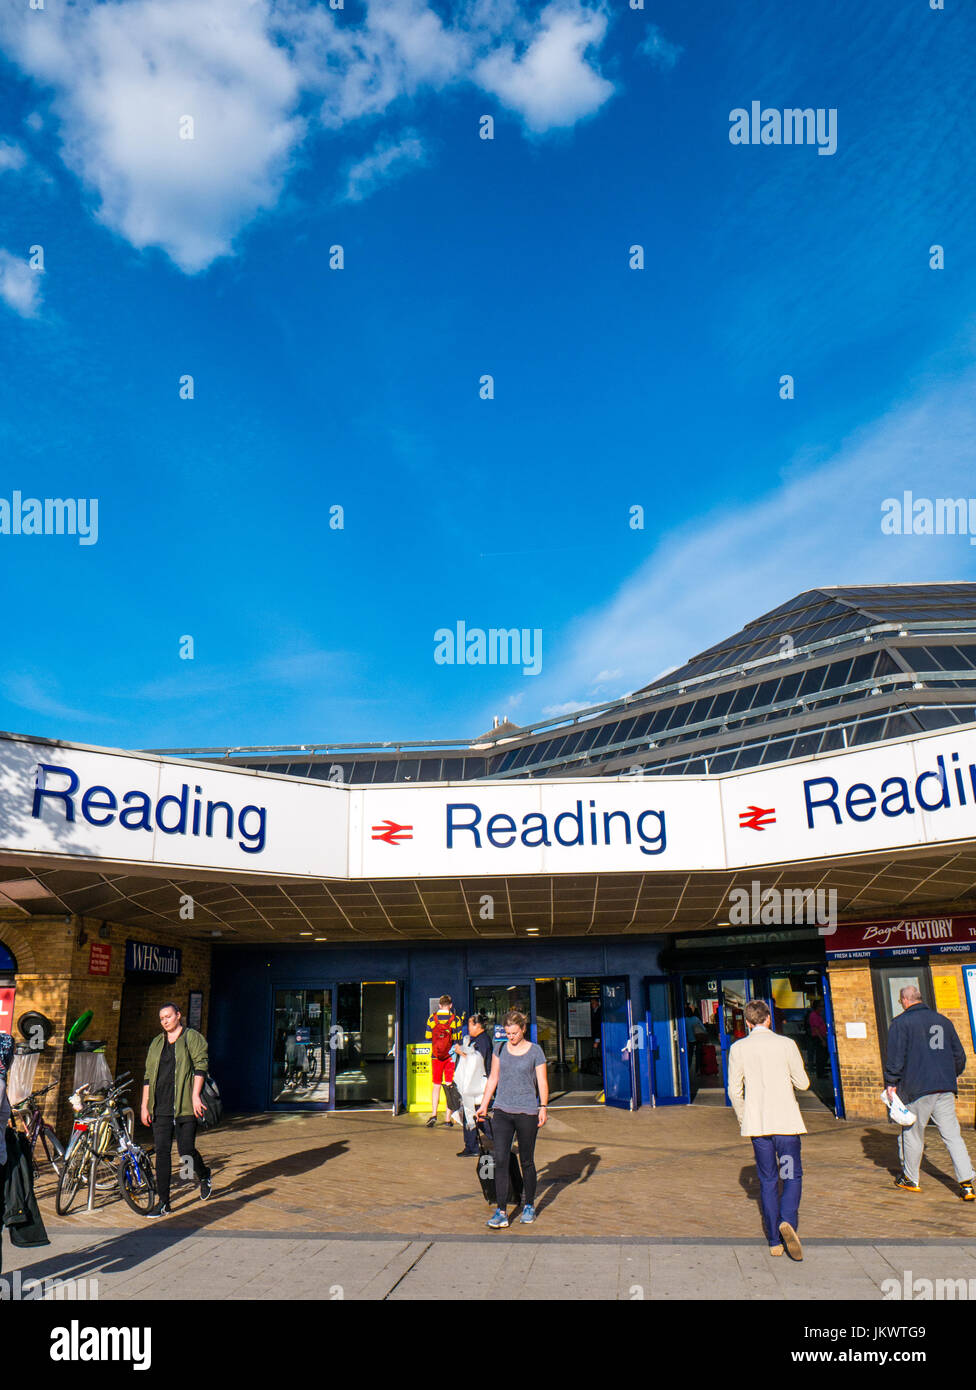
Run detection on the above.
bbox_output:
[88,942,111,976]
[567,1000,592,1038]
[187,990,203,1031]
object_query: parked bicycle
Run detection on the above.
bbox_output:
[10,1081,65,1177]
[285,1041,319,1089]
[56,1072,156,1216]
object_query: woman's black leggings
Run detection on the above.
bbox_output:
[491,1109,539,1207]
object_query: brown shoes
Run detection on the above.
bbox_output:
[769,1244,784,1256]
[778,1221,803,1261]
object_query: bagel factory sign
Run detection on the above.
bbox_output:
[825,915,976,960]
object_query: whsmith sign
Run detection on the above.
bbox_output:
[2,725,976,880]
[125,940,182,977]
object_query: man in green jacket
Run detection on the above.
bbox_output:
[141,1002,213,1217]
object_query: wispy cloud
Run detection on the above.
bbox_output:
[638,24,682,71]
[342,133,426,203]
[0,249,41,318]
[2,674,111,724]
[518,369,976,717]
[0,139,26,172]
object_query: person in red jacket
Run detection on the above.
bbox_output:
[425,995,464,1128]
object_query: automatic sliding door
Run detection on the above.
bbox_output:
[272,988,331,1105]
[334,981,398,1108]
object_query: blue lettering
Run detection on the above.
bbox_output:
[32,762,79,821]
[636,809,666,855]
[845,783,876,822]
[447,803,481,847]
[880,777,914,817]
[486,813,516,848]
[119,790,153,831]
[81,784,117,826]
[237,805,266,854]
[804,776,840,828]
[520,812,551,847]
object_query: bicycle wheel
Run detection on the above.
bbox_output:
[39,1125,66,1177]
[55,1145,89,1215]
[117,1149,156,1215]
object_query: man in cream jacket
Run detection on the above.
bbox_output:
[727,998,811,1261]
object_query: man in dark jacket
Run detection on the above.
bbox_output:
[884,985,975,1198]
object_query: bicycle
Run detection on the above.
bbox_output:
[284,1041,319,1089]
[10,1082,65,1177]
[56,1073,156,1216]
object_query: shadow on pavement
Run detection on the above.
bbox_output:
[860,1125,964,1194]
[7,1189,273,1285]
[215,1140,349,1198]
[534,1146,601,1211]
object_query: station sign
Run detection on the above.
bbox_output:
[3,723,976,882]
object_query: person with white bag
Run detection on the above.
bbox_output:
[884,984,975,1199]
[454,1012,493,1157]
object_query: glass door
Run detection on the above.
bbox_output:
[646,977,684,1104]
[271,987,331,1106]
[600,978,636,1110]
[333,981,398,1109]
[761,969,841,1115]
[471,981,535,1045]
[718,978,749,1092]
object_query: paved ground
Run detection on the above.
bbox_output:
[11,1102,976,1299]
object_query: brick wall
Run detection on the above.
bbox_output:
[0,913,211,1138]
[828,957,976,1125]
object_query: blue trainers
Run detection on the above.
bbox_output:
[486,1207,509,1229]
[519,1204,536,1224]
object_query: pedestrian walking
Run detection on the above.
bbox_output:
[141,1003,213,1217]
[885,984,975,1200]
[476,1009,548,1228]
[727,998,810,1260]
[424,994,465,1128]
[456,1011,493,1157]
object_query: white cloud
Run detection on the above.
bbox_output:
[0,249,41,317]
[342,133,425,202]
[0,140,26,172]
[639,24,681,71]
[0,0,628,271]
[522,370,976,715]
[0,0,303,274]
[474,2,613,133]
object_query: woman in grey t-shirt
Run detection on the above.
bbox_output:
[476,1010,548,1228]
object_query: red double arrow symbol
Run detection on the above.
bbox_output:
[371,819,413,846]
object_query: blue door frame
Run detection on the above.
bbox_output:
[646,970,845,1117]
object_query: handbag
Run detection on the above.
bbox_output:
[198,1075,223,1129]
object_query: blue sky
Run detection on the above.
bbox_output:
[0,0,974,753]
